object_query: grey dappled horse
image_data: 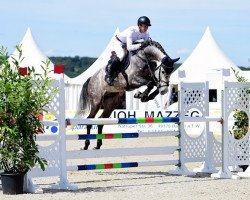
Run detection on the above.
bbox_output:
[75,40,179,150]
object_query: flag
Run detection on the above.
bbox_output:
[222,69,230,77]
[38,112,43,121]
[18,67,27,75]
[178,70,186,78]
[54,64,64,74]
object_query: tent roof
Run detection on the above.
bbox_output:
[9,28,64,79]
[169,27,241,84]
[67,28,120,84]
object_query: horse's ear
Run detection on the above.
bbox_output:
[172,57,180,63]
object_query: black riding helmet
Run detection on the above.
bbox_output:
[137,16,151,26]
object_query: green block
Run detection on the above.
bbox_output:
[114,134,122,139]
[154,117,163,123]
[136,117,146,123]
[113,163,122,168]
[95,164,105,169]
[96,135,105,139]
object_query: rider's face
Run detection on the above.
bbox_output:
[139,24,149,33]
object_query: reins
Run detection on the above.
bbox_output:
[140,49,169,89]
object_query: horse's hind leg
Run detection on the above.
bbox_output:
[94,125,104,149]
[83,123,95,150]
[83,125,91,150]
[94,92,124,149]
[83,105,101,150]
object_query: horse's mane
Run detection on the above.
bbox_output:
[139,40,167,55]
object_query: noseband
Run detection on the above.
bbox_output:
[149,64,168,88]
[141,50,171,89]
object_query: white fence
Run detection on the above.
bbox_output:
[25,79,250,193]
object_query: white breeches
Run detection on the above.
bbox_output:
[111,39,127,61]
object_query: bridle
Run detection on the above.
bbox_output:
[139,49,171,89]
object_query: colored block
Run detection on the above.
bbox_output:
[145,117,154,123]
[154,117,163,123]
[136,117,146,123]
[95,164,105,169]
[104,164,113,169]
[104,134,114,139]
[113,163,122,168]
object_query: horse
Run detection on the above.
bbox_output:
[75,40,179,150]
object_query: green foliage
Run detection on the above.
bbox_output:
[49,56,97,78]
[232,110,248,139]
[0,46,57,173]
[232,68,248,82]
[231,68,249,139]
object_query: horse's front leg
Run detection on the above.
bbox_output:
[83,125,92,150]
[94,125,103,149]
[141,88,159,102]
[134,81,154,99]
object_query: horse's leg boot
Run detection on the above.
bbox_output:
[134,91,143,99]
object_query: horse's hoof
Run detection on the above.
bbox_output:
[81,146,88,150]
[141,97,149,102]
[134,92,142,99]
[239,165,249,172]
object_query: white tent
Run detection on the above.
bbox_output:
[127,27,243,111]
[9,28,65,80]
[165,27,242,109]
[65,28,120,111]
[67,28,120,85]
[169,27,241,85]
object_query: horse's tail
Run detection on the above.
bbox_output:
[74,77,91,118]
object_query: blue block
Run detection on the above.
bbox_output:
[122,133,139,138]
[78,134,96,140]
[162,117,179,123]
[118,118,137,124]
[121,162,138,168]
[78,164,96,170]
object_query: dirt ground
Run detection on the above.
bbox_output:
[1,136,250,200]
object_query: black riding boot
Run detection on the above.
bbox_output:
[105,63,115,86]
[105,56,121,86]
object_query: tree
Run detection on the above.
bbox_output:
[231,68,249,139]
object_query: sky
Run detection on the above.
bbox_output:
[1,0,250,66]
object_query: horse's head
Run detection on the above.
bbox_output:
[140,40,180,95]
[158,55,179,94]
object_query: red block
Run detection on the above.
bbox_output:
[104,164,113,169]
[105,134,114,139]
[54,64,64,74]
[145,117,154,123]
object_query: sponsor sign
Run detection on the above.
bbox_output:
[43,102,223,135]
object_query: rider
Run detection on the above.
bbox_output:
[105,16,152,86]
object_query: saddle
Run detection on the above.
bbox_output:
[105,51,131,87]
[105,42,142,86]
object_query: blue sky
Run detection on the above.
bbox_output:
[1,0,250,66]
